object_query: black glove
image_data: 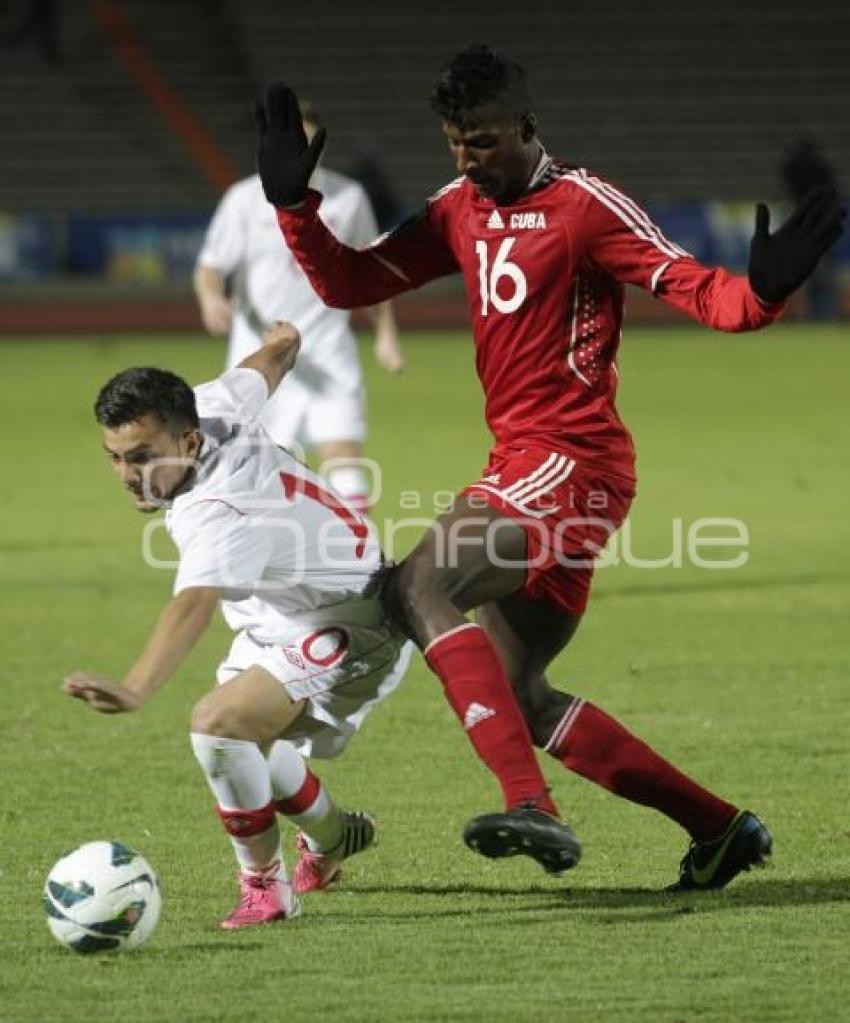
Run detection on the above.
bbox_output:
[748,187,846,304]
[254,83,326,207]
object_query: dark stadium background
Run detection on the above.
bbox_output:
[1,0,847,333]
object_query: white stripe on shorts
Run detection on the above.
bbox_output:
[508,456,576,505]
[502,452,561,499]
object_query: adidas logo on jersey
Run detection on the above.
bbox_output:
[510,212,547,229]
[463,702,496,731]
[486,209,505,229]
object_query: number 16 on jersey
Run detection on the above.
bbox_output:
[475,237,528,315]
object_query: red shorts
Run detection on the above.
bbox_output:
[462,445,635,616]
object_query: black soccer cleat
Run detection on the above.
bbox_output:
[667,810,773,891]
[463,804,582,875]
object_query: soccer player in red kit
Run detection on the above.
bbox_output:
[254,45,845,889]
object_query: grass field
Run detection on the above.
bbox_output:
[1,325,848,1022]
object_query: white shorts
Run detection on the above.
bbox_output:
[216,622,412,759]
[228,313,366,449]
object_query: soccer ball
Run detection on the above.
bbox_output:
[43,841,161,954]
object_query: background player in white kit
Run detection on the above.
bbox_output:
[62,322,412,930]
[194,102,403,512]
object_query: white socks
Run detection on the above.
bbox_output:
[266,740,346,853]
[191,733,271,807]
[265,738,309,800]
[191,733,347,864]
[190,732,282,874]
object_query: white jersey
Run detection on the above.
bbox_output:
[165,368,383,644]
[197,168,379,363]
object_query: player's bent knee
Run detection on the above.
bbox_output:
[190,692,251,740]
[516,683,574,747]
[515,691,555,747]
[390,559,432,621]
[395,549,464,609]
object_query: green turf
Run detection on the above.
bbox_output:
[1,325,848,1022]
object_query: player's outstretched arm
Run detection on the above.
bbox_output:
[748,187,846,304]
[62,586,220,714]
[238,321,300,396]
[256,84,456,309]
[585,178,840,332]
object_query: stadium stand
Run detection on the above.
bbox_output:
[2,1,848,212]
[230,1,850,202]
[0,0,847,330]
[0,0,252,214]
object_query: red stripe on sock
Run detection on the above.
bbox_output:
[275,770,321,816]
[216,801,276,837]
[548,701,736,841]
[425,625,557,815]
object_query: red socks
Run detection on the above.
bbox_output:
[425,624,557,816]
[216,801,276,837]
[275,772,321,816]
[546,700,736,841]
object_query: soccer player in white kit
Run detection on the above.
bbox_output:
[194,102,403,513]
[63,323,412,929]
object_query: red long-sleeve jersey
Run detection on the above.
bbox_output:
[277,155,783,483]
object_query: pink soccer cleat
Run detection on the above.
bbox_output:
[220,862,301,930]
[293,811,376,894]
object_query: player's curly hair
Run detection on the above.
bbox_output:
[95,367,199,436]
[430,44,533,126]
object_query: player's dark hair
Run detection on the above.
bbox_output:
[430,44,533,127]
[94,367,199,436]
